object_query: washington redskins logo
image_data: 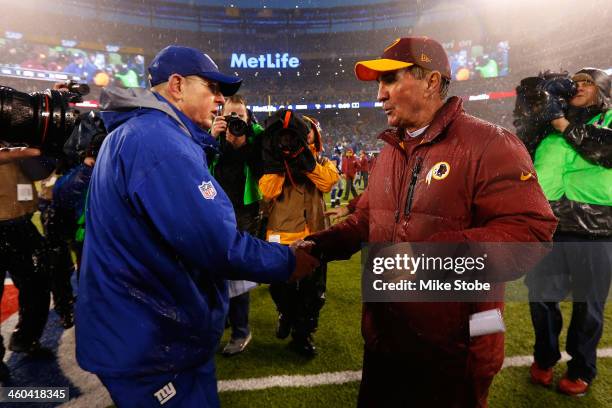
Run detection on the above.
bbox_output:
[426,161,450,185]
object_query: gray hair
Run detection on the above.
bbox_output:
[406,65,450,99]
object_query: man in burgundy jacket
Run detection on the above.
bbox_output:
[358,150,370,189]
[341,147,359,200]
[307,37,557,407]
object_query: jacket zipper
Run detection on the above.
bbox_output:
[403,156,423,217]
[394,165,407,224]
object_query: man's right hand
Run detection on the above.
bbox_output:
[210,116,227,139]
[288,240,320,282]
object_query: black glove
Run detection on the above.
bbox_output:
[262,134,285,174]
[288,143,316,174]
[541,93,566,122]
[262,109,310,174]
[540,76,577,99]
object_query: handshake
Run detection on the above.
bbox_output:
[261,109,316,175]
[288,239,320,282]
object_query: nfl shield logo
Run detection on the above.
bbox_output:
[198,181,217,200]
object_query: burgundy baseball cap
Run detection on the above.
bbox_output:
[355,37,451,81]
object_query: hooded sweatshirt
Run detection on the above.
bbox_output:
[76,87,294,379]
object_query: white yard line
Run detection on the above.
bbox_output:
[2,306,610,400]
[218,347,612,392]
[218,370,363,392]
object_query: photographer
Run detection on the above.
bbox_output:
[0,148,51,367]
[259,111,339,356]
[209,94,264,356]
[525,68,612,396]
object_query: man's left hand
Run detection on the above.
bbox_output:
[325,206,350,222]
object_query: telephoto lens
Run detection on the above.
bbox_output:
[226,112,248,136]
[0,86,83,157]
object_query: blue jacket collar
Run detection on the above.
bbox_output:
[153,92,219,152]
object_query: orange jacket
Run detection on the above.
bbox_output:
[260,148,338,244]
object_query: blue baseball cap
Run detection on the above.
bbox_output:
[148,45,242,96]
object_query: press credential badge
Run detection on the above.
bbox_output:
[17,184,33,201]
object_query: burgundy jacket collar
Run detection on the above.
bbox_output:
[378,96,465,150]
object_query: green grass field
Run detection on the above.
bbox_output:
[216,252,612,407]
[42,185,608,408]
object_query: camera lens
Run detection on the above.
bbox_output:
[0,87,80,156]
[227,116,248,137]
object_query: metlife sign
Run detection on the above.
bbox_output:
[230,53,300,69]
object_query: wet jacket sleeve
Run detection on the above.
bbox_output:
[306,158,339,193]
[307,189,370,262]
[130,152,294,283]
[563,123,612,168]
[259,173,285,200]
[426,132,558,281]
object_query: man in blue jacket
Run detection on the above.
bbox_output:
[75,46,319,407]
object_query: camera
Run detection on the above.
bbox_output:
[513,71,574,157]
[262,109,315,174]
[0,81,90,157]
[225,112,249,137]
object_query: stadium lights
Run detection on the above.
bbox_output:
[61,39,78,47]
[5,31,23,39]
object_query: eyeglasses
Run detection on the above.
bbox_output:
[186,76,221,95]
[575,80,595,88]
